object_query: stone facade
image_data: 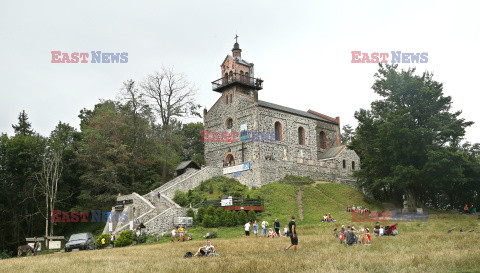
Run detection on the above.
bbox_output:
[203,41,360,189]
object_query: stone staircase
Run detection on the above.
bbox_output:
[104,166,221,235]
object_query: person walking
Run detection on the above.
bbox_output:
[171,227,177,243]
[244,221,251,238]
[101,237,106,249]
[284,216,298,252]
[274,219,280,237]
[253,220,259,238]
[33,237,40,256]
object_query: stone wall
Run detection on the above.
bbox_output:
[144,208,190,235]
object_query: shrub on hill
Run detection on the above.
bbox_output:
[238,210,248,225]
[248,209,257,222]
[114,230,133,247]
[95,233,111,248]
[195,207,205,223]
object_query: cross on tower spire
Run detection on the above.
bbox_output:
[234,34,239,43]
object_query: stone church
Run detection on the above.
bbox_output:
[103,40,360,236]
[203,40,360,188]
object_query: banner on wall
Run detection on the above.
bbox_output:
[223,163,250,175]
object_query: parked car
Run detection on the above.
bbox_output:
[65,233,95,252]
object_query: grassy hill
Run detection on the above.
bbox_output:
[3,176,480,272]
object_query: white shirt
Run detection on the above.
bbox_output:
[244,223,251,231]
[205,245,215,253]
[379,228,384,236]
[171,230,176,236]
[261,221,266,229]
[284,227,288,234]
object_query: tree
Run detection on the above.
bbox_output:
[141,67,201,181]
[248,209,257,223]
[12,110,34,136]
[350,64,474,208]
[196,207,205,223]
[180,122,205,165]
[341,124,354,144]
[238,210,248,225]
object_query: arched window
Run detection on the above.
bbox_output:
[225,153,235,167]
[319,131,327,149]
[223,72,228,84]
[226,118,233,129]
[225,93,229,104]
[343,160,346,168]
[229,71,233,82]
[240,71,244,82]
[298,127,305,145]
[352,161,355,170]
[229,94,233,104]
[274,122,283,141]
[245,72,250,84]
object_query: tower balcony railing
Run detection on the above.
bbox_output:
[212,72,263,92]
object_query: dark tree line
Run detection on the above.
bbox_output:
[0,69,205,257]
[349,64,480,210]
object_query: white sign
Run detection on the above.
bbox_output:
[223,163,250,174]
[28,243,41,251]
[108,222,113,232]
[129,221,134,230]
[49,241,61,250]
[221,198,233,206]
[240,123,247,131]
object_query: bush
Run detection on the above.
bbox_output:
[202,215,214,228]
[248,209,257,222]
[187,208,195,218]
[208,184,214,194]
[173,190,189,207]
[231,211,239,226]
[206,207,215,216]
[95,234,111,248]
[0,250,12,259]
[136,233,148,244]
[238,210,248,225]
[196,207,205,223]
[114,230,133,247]
[213,216,221,227]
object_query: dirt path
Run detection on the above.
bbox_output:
[297,188,304,220]
[313,180,330,186]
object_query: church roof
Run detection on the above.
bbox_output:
[257,100,339,125]
[318,145,346,159]
[221,55,253,67]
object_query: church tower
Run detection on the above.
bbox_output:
[211,36,263,101]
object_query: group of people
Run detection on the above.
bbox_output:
[334,225,372,245]
[322,213,336,223]
[463,204,477,214]
[149,190,161,203]
[171,225,192,243]
[347,205,371,214]
[334,222,398,246]
[243,219,291,238]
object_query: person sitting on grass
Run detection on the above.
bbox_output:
[284,225,289,237]
[360,228,371,245]
[347,206,351,212]
[327,213,336,222]
[379,225,384,236]
[464,204,470,214]
[333,228,339,239]
[374,222,380,236]
[187,234,192,241]
[194,240,216,257]
[471,204,476,214]
[323,214,328,222]
[267,228,275,238]
[345,226,356,246]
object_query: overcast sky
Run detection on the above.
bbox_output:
[1,0,479,142]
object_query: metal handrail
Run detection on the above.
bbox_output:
[212,72,263,91]
[193,198,264,208]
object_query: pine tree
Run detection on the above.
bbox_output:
[196,207,205,223]
[248,209,257,222]
[12,110,34,136]
[238,210,248,225]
